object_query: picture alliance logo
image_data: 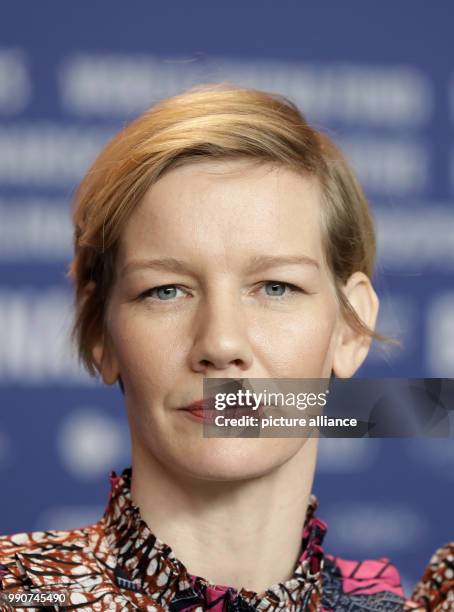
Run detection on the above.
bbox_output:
[213,388,329,411]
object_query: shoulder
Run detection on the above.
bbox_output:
[410,542,454,610]
[322,553,407,611]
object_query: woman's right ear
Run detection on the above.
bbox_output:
[83,281,120,386]
[92,335,120,386]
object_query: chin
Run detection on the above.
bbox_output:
[168,437,305,482]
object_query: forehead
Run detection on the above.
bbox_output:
[118,159,325,267]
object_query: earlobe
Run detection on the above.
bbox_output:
[332,272,379,378]
[92,335,120,386]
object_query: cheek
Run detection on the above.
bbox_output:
[107,306,184,395]
[250,300,338,377]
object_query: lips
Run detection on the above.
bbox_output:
[180,397,265,423]
[183,397,218,412]
[179,397,222,423]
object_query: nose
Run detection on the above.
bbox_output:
[189,289,254,375]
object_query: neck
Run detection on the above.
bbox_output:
[130,438,319,594]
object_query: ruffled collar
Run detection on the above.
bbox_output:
[103,467,327,611]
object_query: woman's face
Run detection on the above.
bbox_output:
[96,159,367,481]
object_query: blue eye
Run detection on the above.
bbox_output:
[156,286,178,300]
[141,285,182,300]
[263,282,296,297]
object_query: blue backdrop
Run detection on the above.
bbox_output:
[0,1,453,594]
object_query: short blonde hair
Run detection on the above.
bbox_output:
[68,83,382,376]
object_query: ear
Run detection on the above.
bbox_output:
[82,281,120,386]
[92,333,120,386]
[332,272,379,378]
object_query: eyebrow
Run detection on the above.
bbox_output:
[121,254,320,277]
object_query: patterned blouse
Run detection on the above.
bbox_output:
[0,467,452,611]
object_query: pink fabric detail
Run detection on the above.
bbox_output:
[110,471,122,489]
[205,584,231,611]
[327,554,405,597]
[103,471,123,514]
[301,516,327,543]
[309,543,324,573]
[313,517,328,531]
[187,575,232,611]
